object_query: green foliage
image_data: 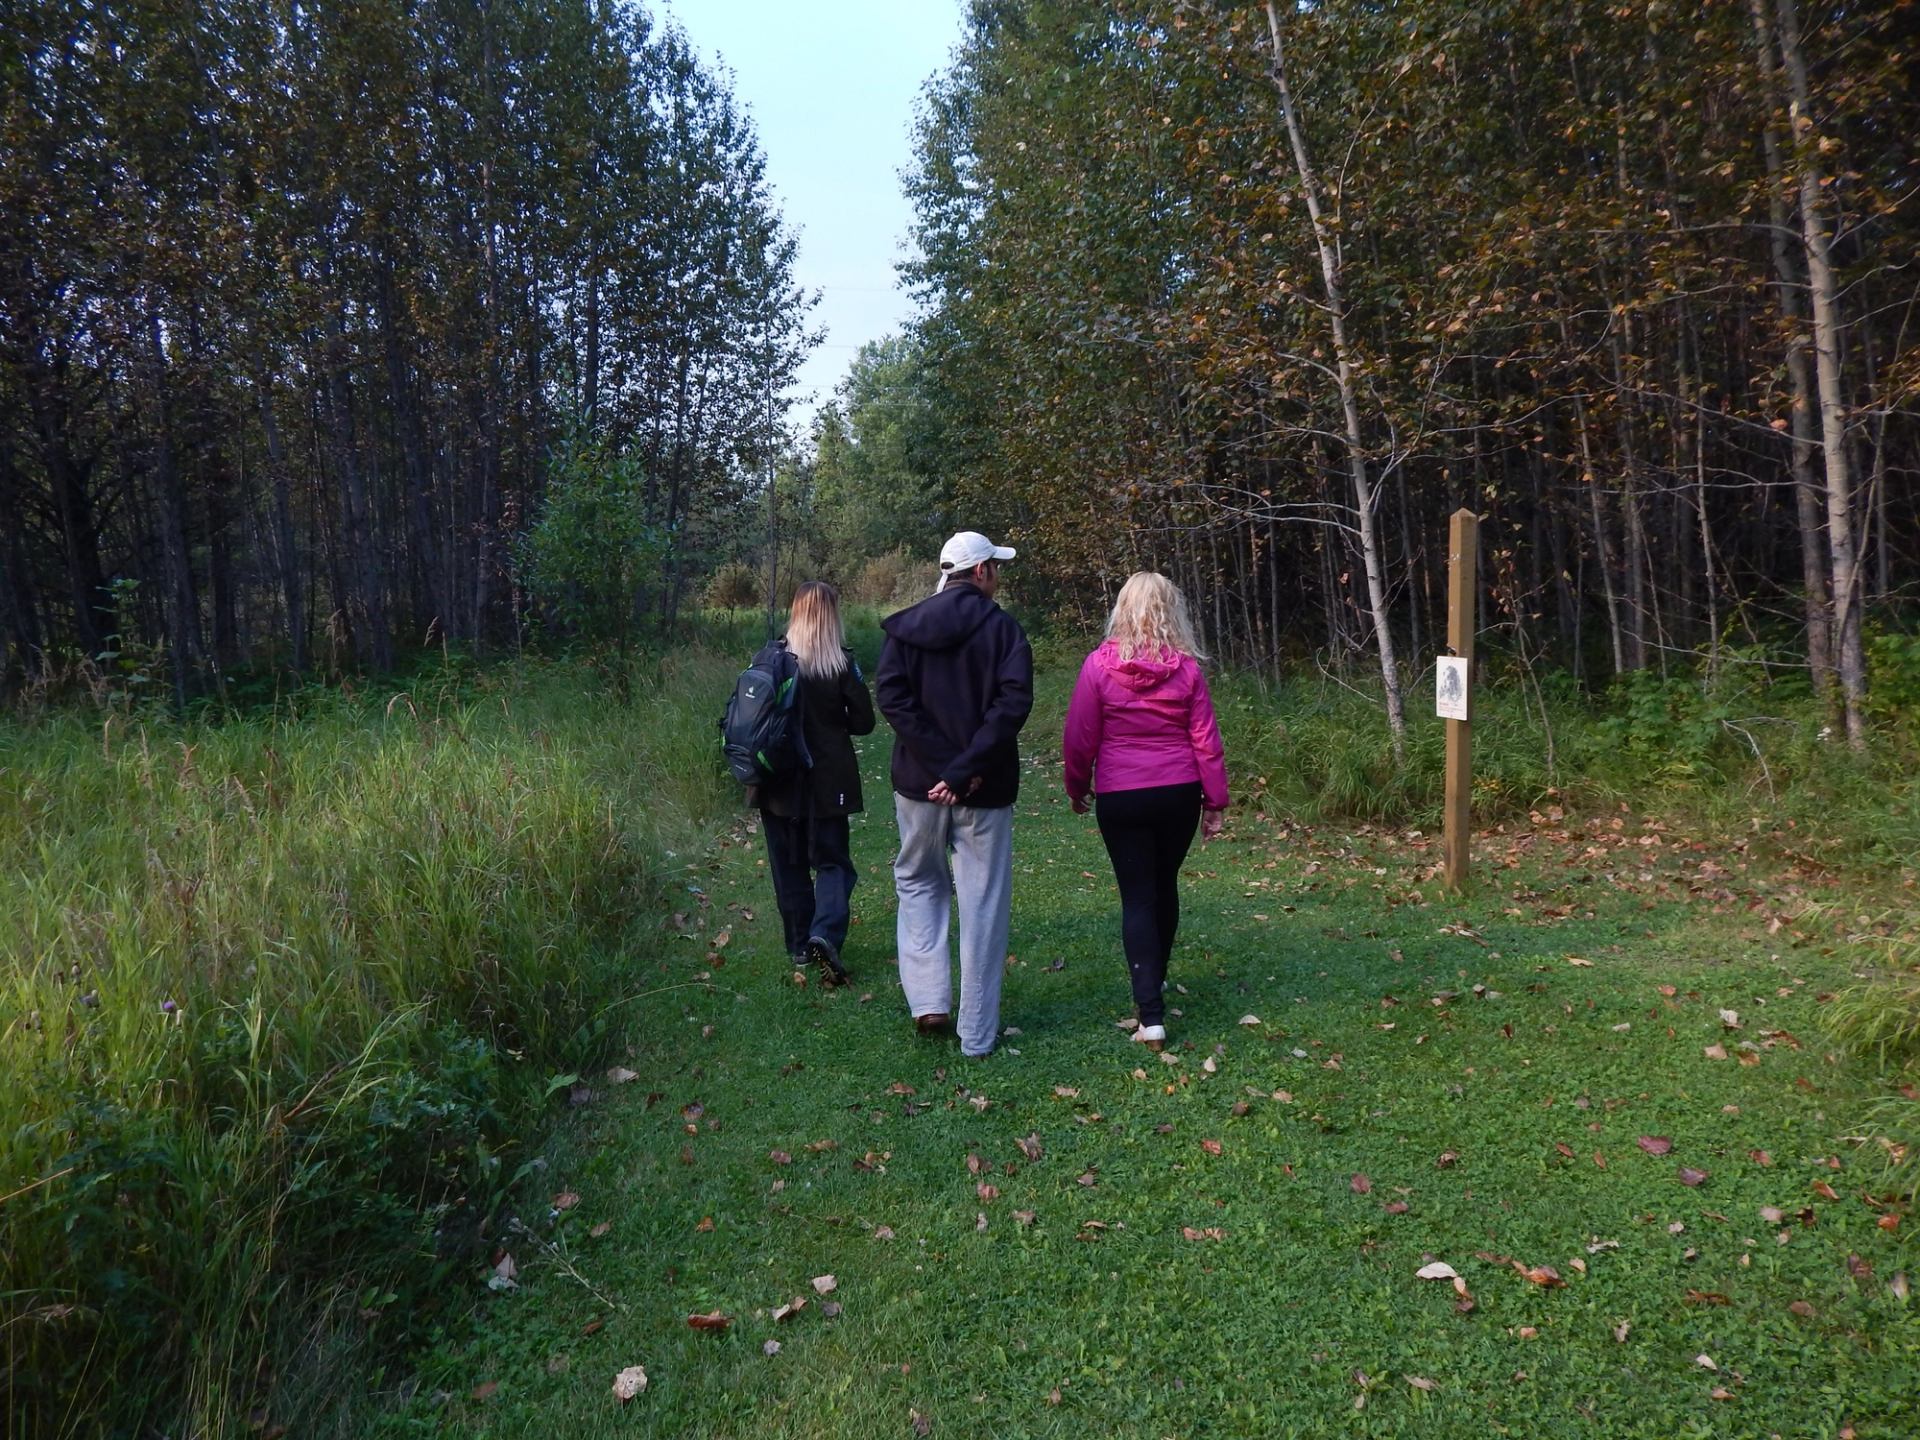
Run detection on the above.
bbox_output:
[0,652,738,1437]
[810,337,951,575]
[519,431,661,647]
[1867,627,1920,726]
[705,561,764,612]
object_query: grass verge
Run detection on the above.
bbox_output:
[1,650,737,1438]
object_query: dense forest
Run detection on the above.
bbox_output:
[0,0,811,705]
[842,0,1918,750]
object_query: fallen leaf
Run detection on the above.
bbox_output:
[1703,1044,1729,1061]
[1679,1166,1710,1187]
[1613,1319,1631,1343]
[873,1226,895,1241]
[887,1081,916,1096]
[762,1338,782,1357]
[772,1297,808,1322]
[1685,1290,1731,1306]
[769,1150,792,1166]
[1200,1138,1223,1156]
[1405,1374,1438,1392]
[552,1190,581,1212]
[687,1311,731,1331]
[471,1381,499,1401]
[1351,1173,1373,1194]
[606,1067,639,1085]
[1750,1149,1773,1166]
[1878,1214,1901,1233]
[1181,1226,1227,1241]
[1239,1014,1263,1027]
[1637,1136,1674,1156]
[975,1212,988,1232]
[1812,1181,1840,1202]
[1053,1086,1079,1099]
[611,1364,648,1401]
[1518,1264,1565,1288]
[1710,1387,1735,1401]
[1694,1353,1718,1372]
[976,1183,999,1202]
[1517,1326,1538,1339]
[1076,1170,1098,1187]
[1566,956,1594,967]
[1017,1133,1044,1161]
[1416,1262,1460,1281]
[1788,1300,1816,1318]
[910,1410,932,1437]
[1436,1150,1459,1168]
[1014,1209,1036,1227]
[1046,1387,1061,1406]
[1890,1272,1910,1301]
[1847,1253,1875,1285]
[695,1215,714,1233]
[1384,1201,1410,1215]
[821,1300,844,1318]
[590,1221,612,1238]
[811,1274,837,1295]
[581,1318,604,1337]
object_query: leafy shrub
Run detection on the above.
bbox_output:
[706,560,763,611]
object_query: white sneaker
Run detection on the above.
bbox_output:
[1132,1024,1166,1052]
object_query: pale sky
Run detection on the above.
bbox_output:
[662,0,966,410]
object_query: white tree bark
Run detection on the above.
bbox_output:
[1773,0,1867,746]
[1263,1,1406,757]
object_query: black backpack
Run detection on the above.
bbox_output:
[720,640,812,786]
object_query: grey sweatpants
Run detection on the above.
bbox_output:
[893,795,1014,1058]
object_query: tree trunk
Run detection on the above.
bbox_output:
[1746,0,1834,701]
[1263,0,1405,757]
[1774,0,1866,745]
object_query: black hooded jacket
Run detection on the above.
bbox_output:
[875,581,1034,808]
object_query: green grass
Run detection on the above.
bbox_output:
[360,662,1918,1440]
[1,650,739,1438]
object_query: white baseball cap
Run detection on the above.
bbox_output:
[936,531,1016,591]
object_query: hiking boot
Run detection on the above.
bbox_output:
[915,1012,951,1037]
[806,936,848,987]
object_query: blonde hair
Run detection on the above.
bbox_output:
[786,581,848,679]
[1105,571,1205,662]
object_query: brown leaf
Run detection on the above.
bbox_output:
[769,1150,792,1166]
[1703,1044,1729,1061]
[1017,1133,1044,1161]
[1637,1135,1673,1156]
[975,1212,988,1232]
[694,1215,714,1233]
[1877,1213,1900,1232]
[887,1081,916,1096]
[1436,1150,1459,1168]
[606,1066,639,1085]
[1554,1142,1574,1159]
[1749,1149,1773,1166]
[687,1311,732,1331]
[1053,1086,1079,1098]
[470,1381,499,1401]
[1846,1253,1875,1284]
[611,1365,648,1402]
[1612,1319,1631,1343]
[1181,1226,1227,1241]
[976,1183,999,1202]
[1811,1181,1840,1201]
[1678,1166,1710,1187]
[1200,1138,1224,1156]
[966,1153,986,1176]
[811,1274,837,1295]
[1404,1374,1438,1392]
[1014,1209,1036,1227]
[1517,1264,1565,1288]
[911,1410,932,1437]
[1046,1387,1062,1406]
[1076,1169,1098,1187]
[590,1221,613,1238]
[1384,1200,1410,1215]
[1684,1290,1731,1306]
[1351,1173,1373,1194]
[581,1318,604,1337]
[1788,1300,1816,1318]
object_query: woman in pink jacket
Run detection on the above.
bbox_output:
[1062,572,1229,1051]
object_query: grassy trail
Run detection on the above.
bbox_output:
[369,666,1917,1439]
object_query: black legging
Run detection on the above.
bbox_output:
[1094,782,1202,1026]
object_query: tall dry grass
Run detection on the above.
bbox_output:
[1,651,737,1437]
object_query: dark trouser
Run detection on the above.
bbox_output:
[762,810,856,960]
[1095,782,1202,1026]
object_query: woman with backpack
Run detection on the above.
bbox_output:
[755,581,875,985]
[1061,572,1229,1051]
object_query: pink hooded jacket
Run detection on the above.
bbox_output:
[1062,642,1229,810]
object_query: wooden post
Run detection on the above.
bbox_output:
[1443,508,1478,892]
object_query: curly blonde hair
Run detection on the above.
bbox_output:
[1105,571,1205,662]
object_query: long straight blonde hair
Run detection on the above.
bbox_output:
[1105,571,1206,662]
[786,581,848,679]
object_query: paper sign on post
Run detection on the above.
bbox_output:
[1435,656,1469,722]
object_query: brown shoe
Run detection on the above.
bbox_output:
[915,1012,951,1037]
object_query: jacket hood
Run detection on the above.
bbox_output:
[1095,640,1186,692]
[881,583,998,652]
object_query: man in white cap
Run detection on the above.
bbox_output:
[874,531,1033,1057]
